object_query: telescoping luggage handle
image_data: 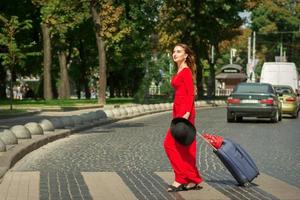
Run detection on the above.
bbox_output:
[197,132,218,151]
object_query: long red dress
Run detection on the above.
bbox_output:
[163,67,203,184]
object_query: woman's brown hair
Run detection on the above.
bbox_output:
[174,43,197,84]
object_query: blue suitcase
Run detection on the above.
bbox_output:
[200,134,259,186]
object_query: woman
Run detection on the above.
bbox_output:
[164,43,203,192]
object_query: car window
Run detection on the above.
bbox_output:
[235,84,272,93]
[274,87,293,94]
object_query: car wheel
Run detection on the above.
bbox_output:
[292,110,298,119]
[279,112,282,121]
[227,111,235,122]
[271,110,279,123]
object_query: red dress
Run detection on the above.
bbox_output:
[163,67,203,184]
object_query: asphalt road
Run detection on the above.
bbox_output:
[9,107,300,200]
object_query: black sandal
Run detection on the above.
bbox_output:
[184,184,203,190]
[167,184,186,192]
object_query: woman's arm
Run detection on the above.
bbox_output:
[182,68,194,119]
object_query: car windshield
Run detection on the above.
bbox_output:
[235,84,272,93]
[274,87,293,94]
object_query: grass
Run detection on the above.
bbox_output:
[0,98,136,114]
[0,96,175,115]
[0,98,135,107]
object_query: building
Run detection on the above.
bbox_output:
[215,64,247,95]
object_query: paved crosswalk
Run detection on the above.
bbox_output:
[0,171,300,200]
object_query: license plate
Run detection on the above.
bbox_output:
[241,99,258,103]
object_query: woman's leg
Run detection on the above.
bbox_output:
[180,138,203,184]
[164,129,188,184]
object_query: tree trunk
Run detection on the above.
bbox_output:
[84,79,91,99]
[41,23,53,100]
[91,2,107,105]
[192,0,204,99]
[193,44,204,98]
[58,51,70,99]
[0,64,6,99]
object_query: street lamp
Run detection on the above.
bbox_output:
[230,48,237,64]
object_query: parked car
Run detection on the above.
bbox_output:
[227,82,282,123]
[273,85,299,118]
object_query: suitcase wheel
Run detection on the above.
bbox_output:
[243,182,251,187]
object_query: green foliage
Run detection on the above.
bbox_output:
[251,0,300,68]
[105,0,162,97]
[157,0,249,97]
[0,15,33,69]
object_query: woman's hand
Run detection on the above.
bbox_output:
[182,112,190,119]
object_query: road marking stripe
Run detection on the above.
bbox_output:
[81,172,138,200]
[155,172,230,200]
[1,171,300,200]
[0,171,39,200]
[254,173,300,200]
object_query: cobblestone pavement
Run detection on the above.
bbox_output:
[1,108,300,200]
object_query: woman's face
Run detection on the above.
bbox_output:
[172,45,187,64]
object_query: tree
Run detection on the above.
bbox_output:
[158,0,249,97]
[250,0,300,71]
[32,0,56,100]
[50,0,89,99]
[90,0,130,104]
[106,0,161,99]
[0,15,32,108]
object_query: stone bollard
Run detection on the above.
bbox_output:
[124,107,134,117]
[87,112,98,121]
[71,115,84,126]
[61,116,75,127]
[149,104,156,111]
[104,109,114,118]
[95,110,107,120]
[137,105,145,113]
[131,106,140,116]
[119,108,128,118]
[39,119,55,132]
[157,103,163,110]
[112,108,122,118]
[0,138,6,152]
[142,105,150,113]
[24,122,44,135]
[154,104,161,110]
[49,118,65,129]
[80,113,90,123]
[84,112,93,122]
[10,125,31,139]
[165,103,172,110]
[0,129,18,145]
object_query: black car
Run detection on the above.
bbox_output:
[227,82,282,122]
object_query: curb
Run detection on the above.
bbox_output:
[0,100,226,182]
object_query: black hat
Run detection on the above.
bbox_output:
[170,117,196,146]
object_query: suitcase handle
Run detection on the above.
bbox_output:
[197,132,218,151]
